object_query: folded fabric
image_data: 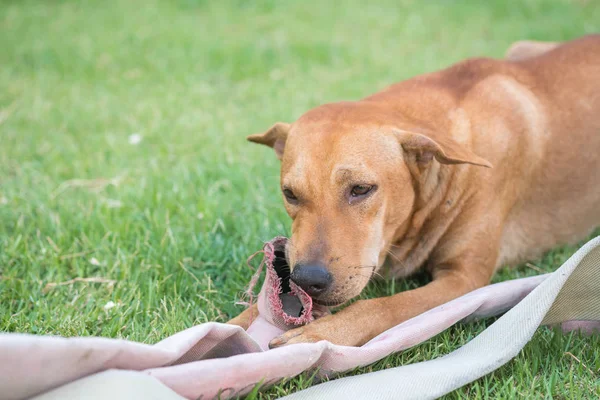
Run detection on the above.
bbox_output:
[244,237,330,349]
[2,236,599,400]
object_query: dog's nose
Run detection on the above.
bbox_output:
[290,264,333,297]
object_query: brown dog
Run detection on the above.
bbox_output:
[229,35,600,348]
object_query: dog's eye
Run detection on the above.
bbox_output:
[350,185,374,197]
[282,188,298,203]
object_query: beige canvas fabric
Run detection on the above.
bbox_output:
[31,370,185,400]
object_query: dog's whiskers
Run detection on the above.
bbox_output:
[353,271,384,280]
[347,265,383,280]
[385,249,410,271]
[385,249,402,262]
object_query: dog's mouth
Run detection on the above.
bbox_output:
[262,237,332,325]
[270,238,354,309]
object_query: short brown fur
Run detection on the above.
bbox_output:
[230,35,600,347]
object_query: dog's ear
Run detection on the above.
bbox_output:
[394,129,492,169]
[247,122,291,160]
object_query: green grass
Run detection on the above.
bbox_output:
[1,0,599,398]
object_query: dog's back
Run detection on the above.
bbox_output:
[368,35,600,266]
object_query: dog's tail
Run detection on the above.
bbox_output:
[505,40,561,61]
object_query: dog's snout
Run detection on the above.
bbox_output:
[290,264,333,297]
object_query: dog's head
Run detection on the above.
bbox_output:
[248,102,490,306]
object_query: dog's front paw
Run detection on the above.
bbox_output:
[268,326,323,348]
[268,314,364,348]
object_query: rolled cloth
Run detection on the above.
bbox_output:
[246,237,330,349]
[2,236,599,400]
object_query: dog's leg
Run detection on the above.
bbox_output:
[226,303,258,330]
[270,217,501,347]
[268,268,491,347]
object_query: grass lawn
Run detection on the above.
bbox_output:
[1,0,599,398]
